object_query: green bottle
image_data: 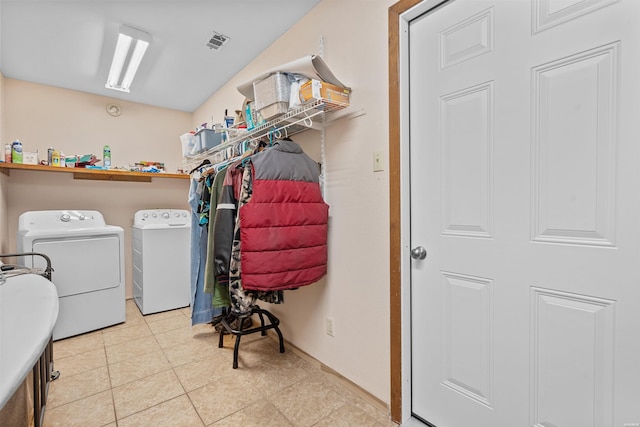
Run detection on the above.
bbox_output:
[103,145,111,169]
[11,140,23,164]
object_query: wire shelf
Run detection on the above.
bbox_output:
[183,98,362,169]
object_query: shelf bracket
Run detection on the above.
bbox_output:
[320,119,326,200]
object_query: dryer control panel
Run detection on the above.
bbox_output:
[134,209,190,227]
[18,210,106,231]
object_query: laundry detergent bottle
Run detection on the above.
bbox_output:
[103,145,111,169]
[11,140,23,164]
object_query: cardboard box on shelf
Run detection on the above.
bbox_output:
[299,79,350,109]
[23,151,38,165]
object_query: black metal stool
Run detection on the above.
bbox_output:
[217,305,285,369]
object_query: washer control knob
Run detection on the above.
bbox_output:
[152,213,157,218]
[182,213,187,217]
[143,213,149,218]
[61,214,71,222]
[174,212,180,217]
[79,214,86,220]
[162,212,170,219]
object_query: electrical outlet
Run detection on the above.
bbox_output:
[373,150,384,172]
[326,317,335,337]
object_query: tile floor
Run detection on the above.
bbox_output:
[43,300,396,427]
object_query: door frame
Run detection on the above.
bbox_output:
[389,0,449,423]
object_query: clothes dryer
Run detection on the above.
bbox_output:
[17,210,125,340]
[132,209,190,315]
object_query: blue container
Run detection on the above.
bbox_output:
[195,129,223,153]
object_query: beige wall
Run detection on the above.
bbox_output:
[2,79,192,298]
[4,79,190,174]
[194,0,393,405]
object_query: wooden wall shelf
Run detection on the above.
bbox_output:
[0,163,189,183]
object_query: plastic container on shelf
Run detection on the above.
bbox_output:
[253,72,291,120]
[65,156,77,168]
[194,129,224,153]
[180,132,198,157]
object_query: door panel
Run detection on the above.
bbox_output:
[441,272,493,408]
[531,42,618,246]
[409,0,640,425]
[441,82,493,239]
[530,287,615,426]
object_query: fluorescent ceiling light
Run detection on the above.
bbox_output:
[105,25,151,93]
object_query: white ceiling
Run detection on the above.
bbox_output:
[0,0,321,112]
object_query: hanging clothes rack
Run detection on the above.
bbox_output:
[189,97,361,368]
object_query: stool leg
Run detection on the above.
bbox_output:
[232,315,247,369]
[257,311,267,336]
[274,326,285,353]
[260,309,285,354]
[233,335,241,369]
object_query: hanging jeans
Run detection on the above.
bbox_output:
[189,177,221,325]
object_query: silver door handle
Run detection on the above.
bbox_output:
[411,246,427,260]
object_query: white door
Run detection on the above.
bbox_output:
[409,0,640,425]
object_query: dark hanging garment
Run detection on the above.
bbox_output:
[228,165,284,315]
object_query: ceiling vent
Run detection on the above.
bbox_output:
[206,32,229,50]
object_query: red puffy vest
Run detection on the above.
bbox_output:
[239,140,329,291]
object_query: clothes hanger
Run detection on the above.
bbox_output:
[189,158,211,174]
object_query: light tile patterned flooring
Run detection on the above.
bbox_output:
[44,300,396,427]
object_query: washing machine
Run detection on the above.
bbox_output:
[17,210,125,340]
[132,209,190,315]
